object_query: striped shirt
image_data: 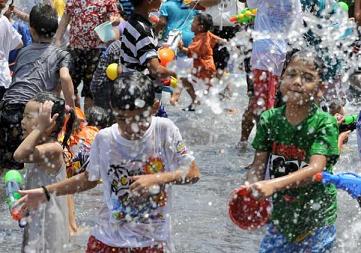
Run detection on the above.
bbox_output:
[120,13,158,73]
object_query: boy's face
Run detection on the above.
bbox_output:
[113,102,159,140]
[280,57,322,106]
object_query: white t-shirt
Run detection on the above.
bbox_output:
[0,15,22,88]
[86,117,194,248]
[247,0,302,76]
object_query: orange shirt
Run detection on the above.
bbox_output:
[188,31,222,80]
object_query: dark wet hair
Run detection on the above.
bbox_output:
[284,49,326,82]
[130,0,144,8]
[110,72,155,111]
[195,13,214,32]
[30,4,58,38]
[86,106,109,129]
[31,92,75,148]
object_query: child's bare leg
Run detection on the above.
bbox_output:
[67,195,78,235]
[240,106,256,142]
[183,78,198,104]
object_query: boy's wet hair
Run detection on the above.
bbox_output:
[196,13,214,32]
[110,72,155,111]
[285,49,326,82]
[86,106,109,129]
[31,92,75,148]
[30,4,58,38]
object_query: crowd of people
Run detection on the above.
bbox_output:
[1,0,361,252]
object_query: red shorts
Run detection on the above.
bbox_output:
[250,69,279,113]
[86,235,165,253]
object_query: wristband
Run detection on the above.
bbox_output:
[41,185,51,202]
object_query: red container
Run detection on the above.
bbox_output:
[228,186,271,230]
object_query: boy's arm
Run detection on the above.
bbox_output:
[55,13,70,47]
[356,0,361,25]
[250,154,327,198]
[130,161,200,193]
[17,172,98,210]
[147,58,177,79]
[59,67,75,107]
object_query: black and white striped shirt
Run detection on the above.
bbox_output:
[120,13,158,73]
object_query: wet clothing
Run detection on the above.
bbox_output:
[247,0,302,76]
[252,105,339,242]
[22,163,69,253]
[0,43,71,170]
[86,117,194,249]
[9,21,32,67]
[187,31,222,80]
[2,43,71,105]
[120,13,158,73]
[159,0,198,47]
[251,69,279,113]
[259,223,336,253]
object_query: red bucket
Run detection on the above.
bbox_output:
[228,186,271,230]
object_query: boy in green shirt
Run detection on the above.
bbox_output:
[246,50,339,252]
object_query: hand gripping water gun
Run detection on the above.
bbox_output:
[228,186,271,230]
[339,114,358,132]
[314,171,361,199]
[4,170,28,227]
[229,8,257,25]
[158,30,182,67]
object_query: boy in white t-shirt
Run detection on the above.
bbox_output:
[17,72,201,252]
[0,0,23,99]
[238,0,303,147]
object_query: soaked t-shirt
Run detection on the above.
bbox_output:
[86,117,194,248]
[252,105,339,242]
[2,43,71,105]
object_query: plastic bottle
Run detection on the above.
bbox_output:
[4,170,27,226]
[314,171,361,198]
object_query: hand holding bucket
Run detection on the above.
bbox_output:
[228,186,271,230]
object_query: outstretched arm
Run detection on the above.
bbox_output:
[249,154,327,198]
[55,13,70,47]
[17,171,98,210]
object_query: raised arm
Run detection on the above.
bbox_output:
[59,67,75,107]
[55,13,70,47]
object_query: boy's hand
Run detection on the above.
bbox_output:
[249,180,276,199]
[37,101,58,132]
[16,188,48,210]
[130,174,161,193]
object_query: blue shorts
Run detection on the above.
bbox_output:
[259,224,336,253]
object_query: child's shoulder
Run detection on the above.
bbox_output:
[312,107,338,126]
[153,117,179,133]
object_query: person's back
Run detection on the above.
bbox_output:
[159,0,197,47]
[3,43,71,105]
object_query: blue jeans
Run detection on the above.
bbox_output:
[259,224,336,253]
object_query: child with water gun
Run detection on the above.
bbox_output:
[244,50,339,251]
[13,92,75,252]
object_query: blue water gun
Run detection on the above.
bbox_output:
[314,171,361,199]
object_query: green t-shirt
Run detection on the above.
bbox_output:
[252,105,339,242]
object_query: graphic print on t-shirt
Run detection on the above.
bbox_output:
[269,142,308,178]
[108,156,167,223]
